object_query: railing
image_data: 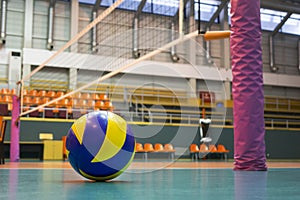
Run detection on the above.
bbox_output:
[14,108,300,129]
[264,96,300,112]
[129,94,153,123]
[2,86,300,129]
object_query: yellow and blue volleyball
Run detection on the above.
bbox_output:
[66,111,135,181]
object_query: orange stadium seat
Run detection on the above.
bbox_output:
[91,93,100,101]
[104,101,113,111]
[86,100,95,110]
[217,144,229,153]
[190,144,200,160]
[208,144,218,153]
[164,143,176,160]
[81,93,91,99]
[217,144,230,160]
[98,93,108,101]
[154,143,164,152]
[135,143,147,160]
[199,143,209,159]
[144,143,155,152]
[95,101,105,110]
[37,90,47,97]
[55,91,65,98]
[22,96,32,111]
[29,89,38,96]
[199,144,209,153]
[164,143,176,153]
[135,143,145,153]
[10,88,16,95]
[2,95,12,103]
[0,88,9,95]
[46,90,56,98]
[21,88,28,96]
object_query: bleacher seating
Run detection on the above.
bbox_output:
[0,86,300,129]
[0,88,114,118]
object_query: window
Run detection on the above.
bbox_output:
[282,14,300,35]
[78,0,300,36]
[194,0,219,22]
[142,0,179,16]
[261,9,287,31]
[101,0,141,10]
[79,0,96,5]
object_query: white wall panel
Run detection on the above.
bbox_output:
[0,64,8,79]
[78,5,92,53]
[53,1,70,50]
[32,0,49,49]
[30,66,68,90]
[5,0,25,49]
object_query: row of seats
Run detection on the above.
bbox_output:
[190,143,229,160]
[135,143,176,160]
[0,89,17,113]
[0,88,114,117]
[0,88,16,95]
[0,88,110,102]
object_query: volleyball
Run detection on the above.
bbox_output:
[66,111,135,181]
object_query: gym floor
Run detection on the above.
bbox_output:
[1,161,300,200]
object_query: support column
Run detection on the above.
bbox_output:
[69,68,77,90]
[22,64,31,87]
[23,0,34,48]
[10,95,20,162]
[188,78,197,98]
[224,79,231,100]
[230,0,267,170]
[70,0,79,52]
[69,0,79,90]
[187,1,196,65]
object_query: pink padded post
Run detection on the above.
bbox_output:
[230,0,267,170]
[10,95,20,162]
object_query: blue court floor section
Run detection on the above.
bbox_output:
[1,168,300,200]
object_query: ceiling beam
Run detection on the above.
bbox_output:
[93,0,102,12]
[261,0,300,14]
[206,0,229,29]
[135,0,147,18]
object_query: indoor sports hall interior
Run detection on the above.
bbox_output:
[0,0,300,199]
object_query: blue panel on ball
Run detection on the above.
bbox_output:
[78,131,135,178]
[66,129,81,156]
[95,111,108,134]
[82,112,108,157]
[96,133,135,172]
[66,129,82,173]
[68,153,80,174]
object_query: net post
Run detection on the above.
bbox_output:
[10,95,20,162]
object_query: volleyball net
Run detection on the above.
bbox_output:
[17,0,229,125]
[10,0,233,163]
